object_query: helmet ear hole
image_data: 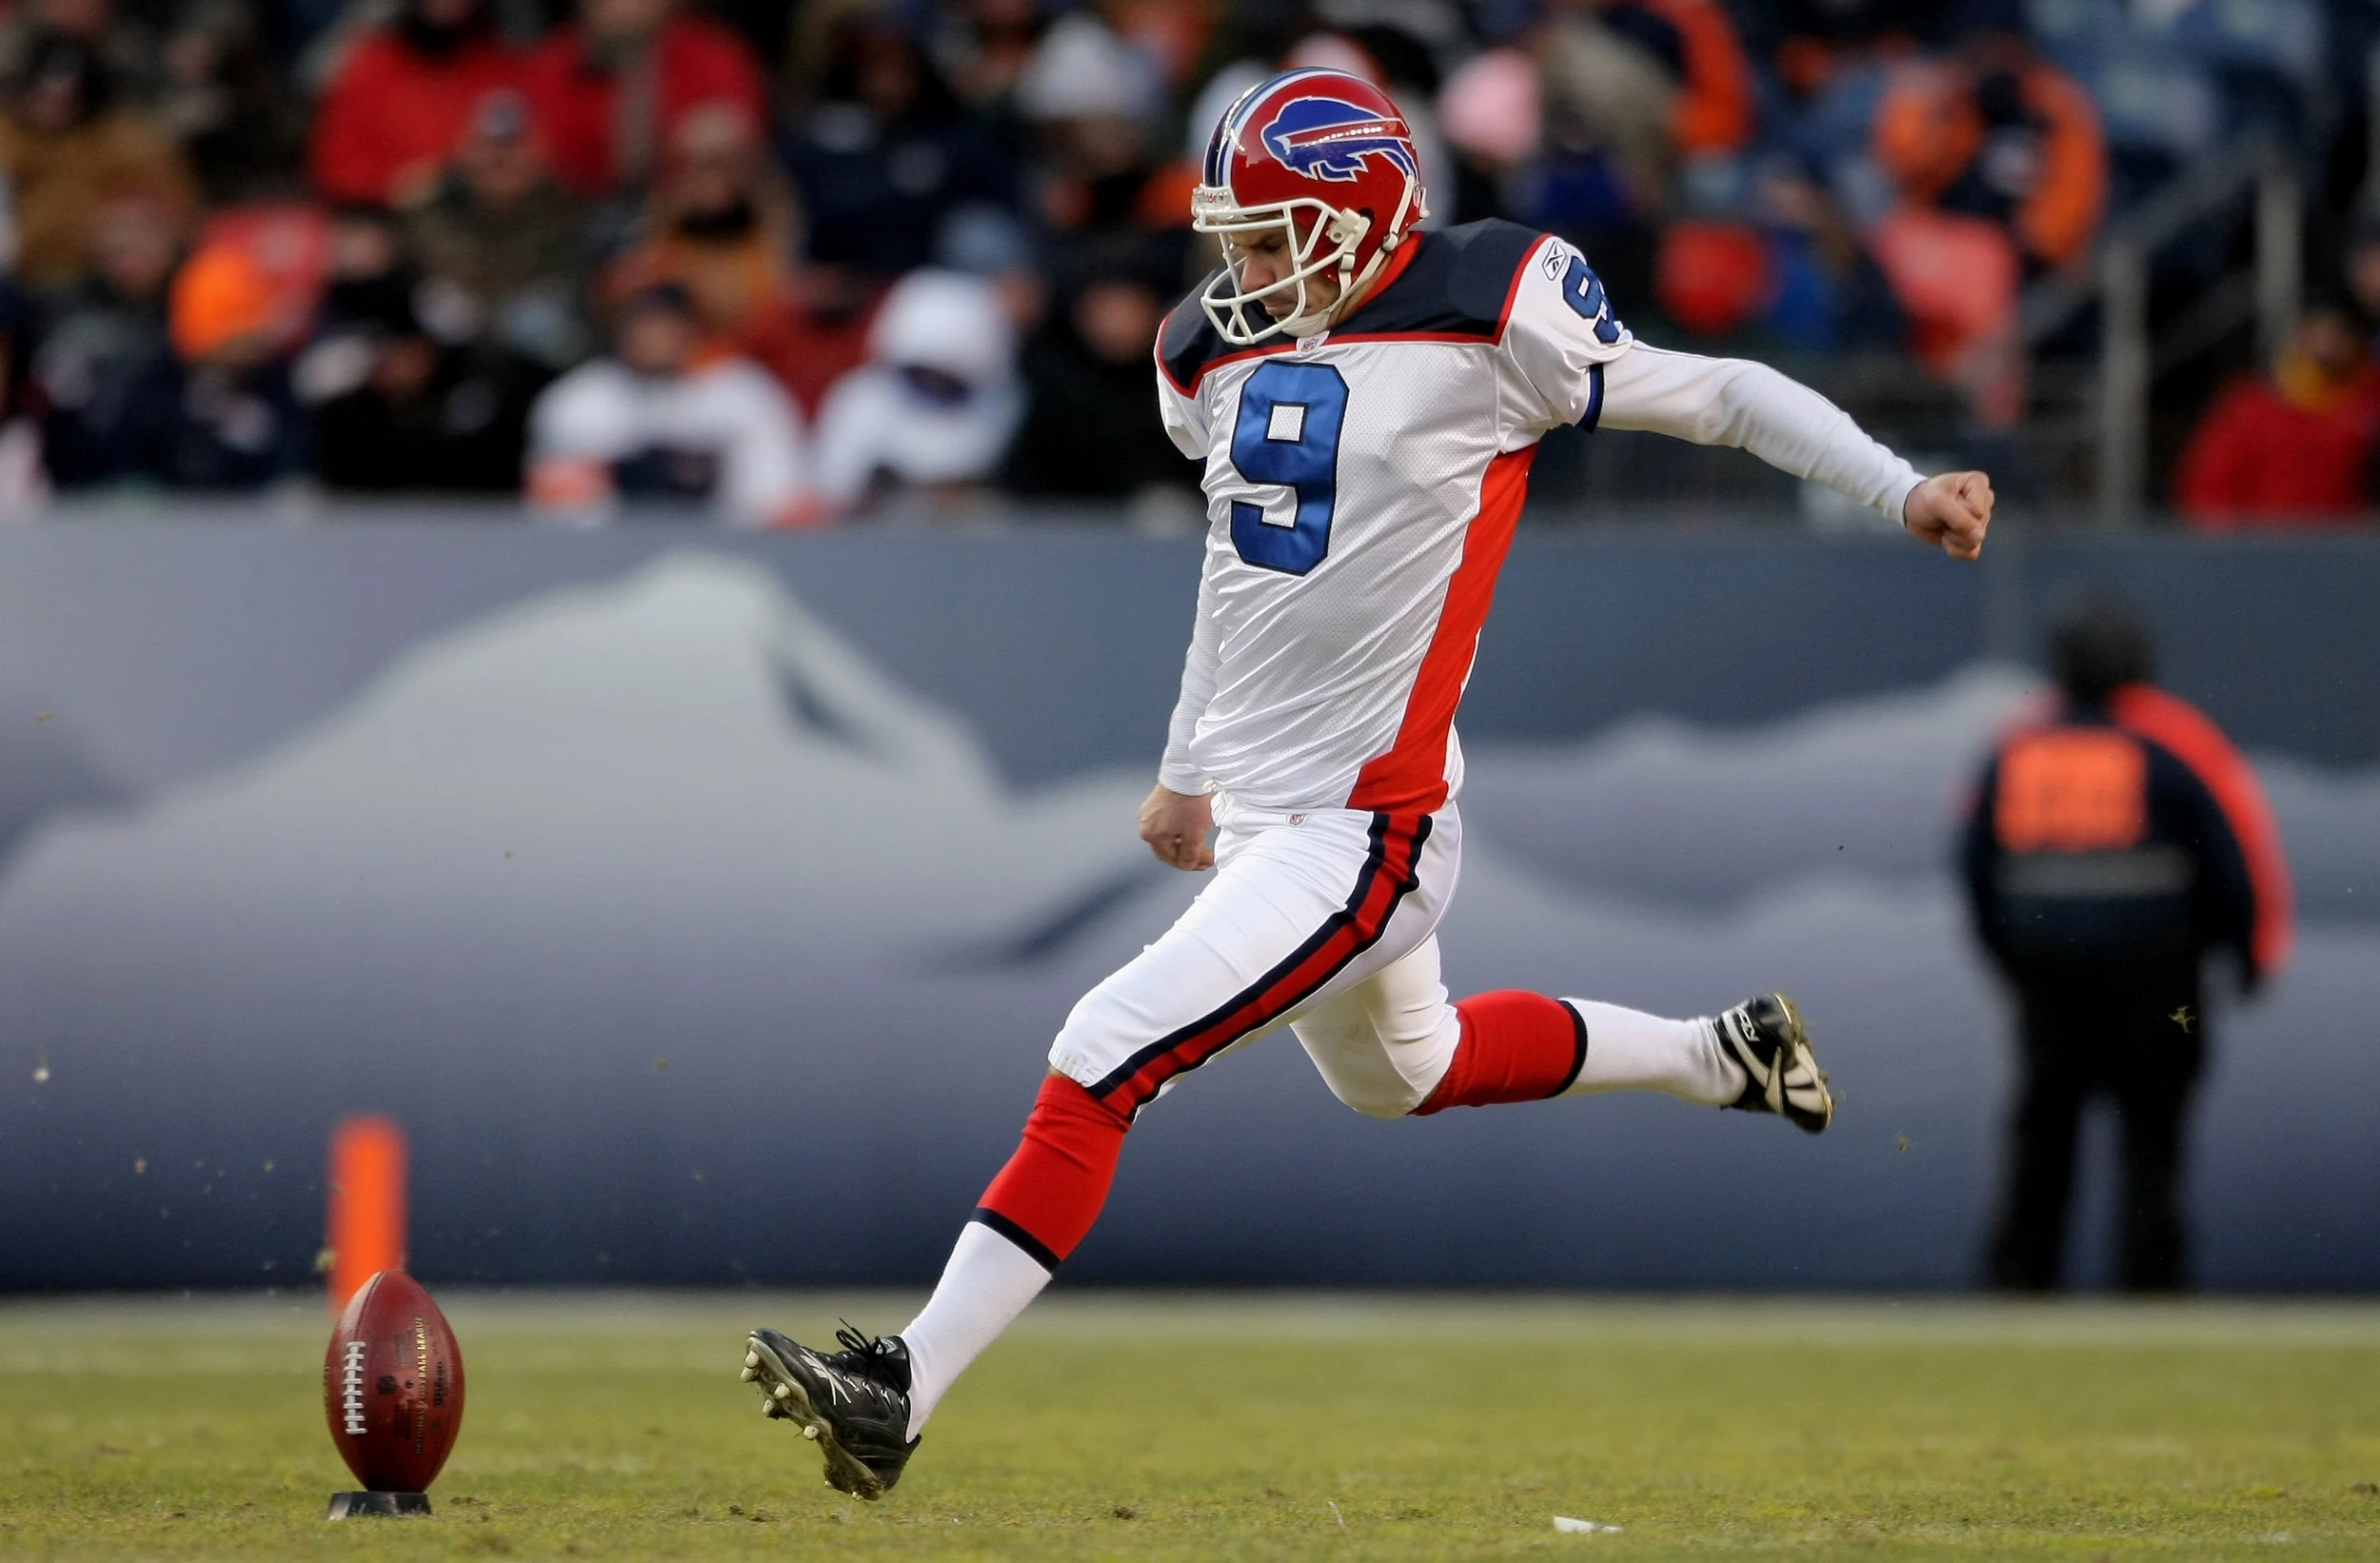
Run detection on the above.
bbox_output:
[1325,208,1371,248]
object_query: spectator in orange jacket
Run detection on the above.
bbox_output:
[2173,304,2380,527]
[1872,23,2104,274]
[309,0,523,208]
[522,0,767,199]
[611,101,871,414]
[622,102,796,346]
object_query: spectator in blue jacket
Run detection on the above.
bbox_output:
[781,8,1016,280]
[36,192,177,488]
[109,240,307,492]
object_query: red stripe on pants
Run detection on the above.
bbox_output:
[1101,814,1428,1116]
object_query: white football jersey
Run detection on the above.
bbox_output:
[1153,218,1921,815]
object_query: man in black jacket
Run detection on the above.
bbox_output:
[307,275,548,497]
[1960,601,2291,1291]
[1000,241,1200,509]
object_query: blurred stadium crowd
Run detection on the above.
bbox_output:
[0,0,2372,524]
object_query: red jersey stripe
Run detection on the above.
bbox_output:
[1496,236,1555,340]
[1347,445,1537,814]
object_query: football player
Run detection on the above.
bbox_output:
[743,68,1993,1497]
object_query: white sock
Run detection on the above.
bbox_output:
[897,1220,1053,1438]
[1558,999,1745,1105]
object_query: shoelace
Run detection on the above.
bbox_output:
[831,1322,903,1391]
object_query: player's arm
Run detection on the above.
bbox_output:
[1499,234,1989,558]
[1597,345,1991,559]
[1142,559,1221,870]
[1144,326,1220,871]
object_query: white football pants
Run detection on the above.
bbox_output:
[1048,795,1466,1119]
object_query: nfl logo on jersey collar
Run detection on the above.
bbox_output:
[1295,330,1330,353]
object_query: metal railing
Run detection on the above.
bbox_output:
[2021,133,2302,524]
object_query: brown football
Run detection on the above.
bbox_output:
[322,1270,466,1493]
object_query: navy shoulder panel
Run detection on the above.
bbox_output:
[1160,221,1552,379]
[1158,282,1231,392]
[1339,219,1547,339]
[1439,219,1554,326]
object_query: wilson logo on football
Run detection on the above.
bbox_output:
[1258,97,1416,182]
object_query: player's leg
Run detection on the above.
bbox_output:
[746,805,1446,1494]
[902,808,1443,1401]
[1295,937,1809,1122]
[1418,991,1764,1114]
[1289,933,1464,1118]
[1294,953,1787,1119]
[1288,800,1819,1130]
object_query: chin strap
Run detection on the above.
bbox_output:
[1313,231,1405,334]
[1327,176,1421,324]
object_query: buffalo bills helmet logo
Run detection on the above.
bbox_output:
[1257,96,1416,182]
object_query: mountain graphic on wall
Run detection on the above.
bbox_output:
[1,553,2373,1292]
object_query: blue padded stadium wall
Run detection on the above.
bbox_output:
[1,521,2374,1291]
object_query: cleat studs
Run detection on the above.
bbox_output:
[772,1382,792,1399]
[740,1367,758,1381]
[803,1424,820,1440]
[744,1351,760,1369]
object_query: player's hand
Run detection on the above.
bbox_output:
[1903,470,1993,560]
[1140,783,1216,872]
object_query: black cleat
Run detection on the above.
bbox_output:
[1716,992,1833,1134]
[742,1325,921,1498]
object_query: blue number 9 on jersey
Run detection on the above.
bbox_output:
[1560,254,1625,346]
[1228,360,1349,576]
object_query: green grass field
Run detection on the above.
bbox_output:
[3,1292,2376,1560]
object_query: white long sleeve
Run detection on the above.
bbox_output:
[1158,560,1222,794]
[1597,345,1923,521]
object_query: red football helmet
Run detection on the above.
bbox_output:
[1193,68,1427,345]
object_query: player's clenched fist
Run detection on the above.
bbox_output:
[1903,470,1993,560]
[1140,783,1216,872]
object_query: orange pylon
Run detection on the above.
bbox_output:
[327,1115,407,1311]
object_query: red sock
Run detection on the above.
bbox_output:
[1413,991,1587,1115]
[972,1075,1132,1270]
